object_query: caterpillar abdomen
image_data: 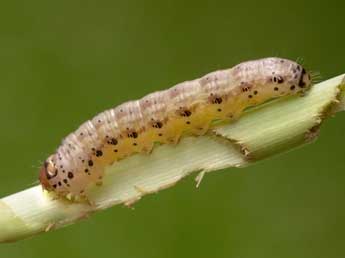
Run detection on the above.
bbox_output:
[39,57,312,199]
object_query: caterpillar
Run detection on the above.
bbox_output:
[39,57,312,200]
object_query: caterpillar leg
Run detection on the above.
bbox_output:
[64,192,96,206]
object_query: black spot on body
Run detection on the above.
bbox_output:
[180,110,192,117]
[274,87,279,91]
[272,76,284,84]
[68,172,74,179]
[85,169,89,173]
[212,97,223,104]
[96,150,103,157]
[152,121,163,128]
[248,95,253,98]
[63,179,68,184]
[88,160,93,166]
[128,131,138,138]
[290,85,296,90]
[108,138,118,145]
[277,76,284,83]
[254,90,258,95]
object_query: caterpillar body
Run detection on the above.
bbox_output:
[39,57,312,200]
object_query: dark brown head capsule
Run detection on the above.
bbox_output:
[39,156,57,190]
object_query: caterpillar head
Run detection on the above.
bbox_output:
[232,58,313,105]
[39,156,57,190]
[269,58,312,94]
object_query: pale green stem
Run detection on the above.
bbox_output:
[1,74,344,243]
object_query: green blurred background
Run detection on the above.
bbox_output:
[0,0,344,257]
